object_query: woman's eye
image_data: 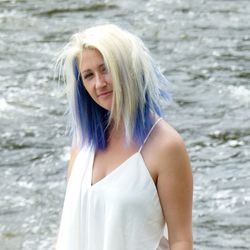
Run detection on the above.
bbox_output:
[101,65,108,73]
[83,73,93,79]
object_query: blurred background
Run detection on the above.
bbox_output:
[0,0,249,249]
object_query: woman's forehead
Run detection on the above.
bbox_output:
[80,49,104,72]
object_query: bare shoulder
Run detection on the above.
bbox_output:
[153,119,187,156]
[157,119,185,147]
[150,118,191,175]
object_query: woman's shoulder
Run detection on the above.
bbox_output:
[154,118,186,151]
[150,118,190,172]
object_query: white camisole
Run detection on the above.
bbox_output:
[56,118,169,250]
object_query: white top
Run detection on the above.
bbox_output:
[56,118,169,250]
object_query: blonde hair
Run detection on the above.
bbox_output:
[57,24,170,149]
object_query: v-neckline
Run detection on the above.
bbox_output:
[88,117,162,189]
[89,151,140,188]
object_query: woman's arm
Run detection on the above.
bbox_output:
[157,130,193,250]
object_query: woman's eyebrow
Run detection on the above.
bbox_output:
[81,63,105,74]
[98,63,105,69]
[81,69,91,74]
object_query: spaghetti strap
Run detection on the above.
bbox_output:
[139,117,162,152]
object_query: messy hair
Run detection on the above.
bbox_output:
[57,24,170,150]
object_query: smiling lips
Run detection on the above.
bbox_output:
[97,91,113,98]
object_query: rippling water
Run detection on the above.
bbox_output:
[0,0,249,249]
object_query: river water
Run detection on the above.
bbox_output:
[0,0,249,249]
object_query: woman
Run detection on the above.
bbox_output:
[56,24,193,250]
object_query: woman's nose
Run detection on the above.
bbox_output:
[95,73,107,88]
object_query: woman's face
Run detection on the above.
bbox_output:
[80,49,113,111]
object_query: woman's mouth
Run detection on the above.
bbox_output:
[98,91,112,97]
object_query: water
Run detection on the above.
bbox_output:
[0,0,249,249]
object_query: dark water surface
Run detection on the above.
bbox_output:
[0,0,249,249]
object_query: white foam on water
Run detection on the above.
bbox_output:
[228,85,250,103]
[0,98,13,112]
